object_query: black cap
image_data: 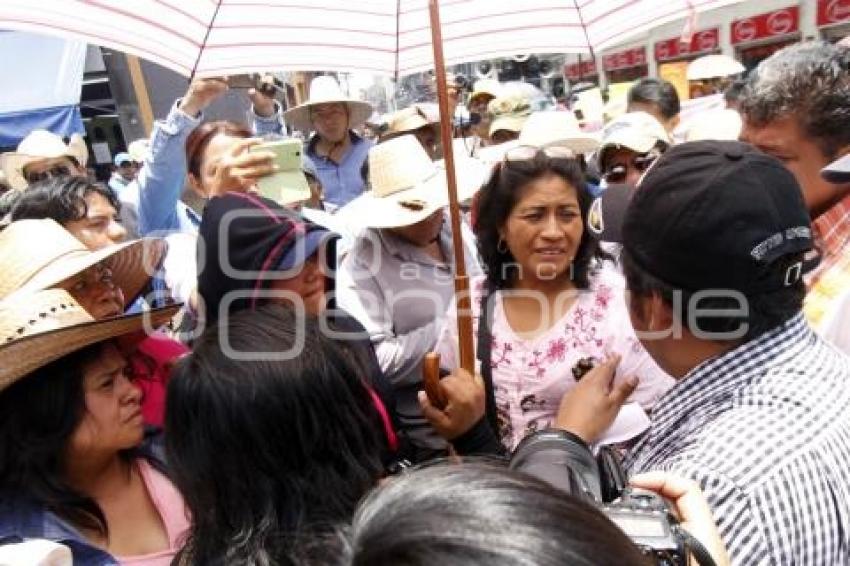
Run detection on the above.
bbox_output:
[587,184,632,243]
[618,141,814,294]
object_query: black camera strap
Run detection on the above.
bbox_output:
[477,282,500,435]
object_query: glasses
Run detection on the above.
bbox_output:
[24,164,73,185]
[504,145,576,164]
[602,149,661,184]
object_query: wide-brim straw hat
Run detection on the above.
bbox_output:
[519,111,600,155]
[686,54,745,80]
[283,76,373,132]
[1,131,89,190]
[0,289,179,391]
[0,219,164,307]
[337,135,487,229]
[380,105,437,140]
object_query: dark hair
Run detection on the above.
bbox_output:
[165,304,387,566]
[621,248,805,342]
[340,462,651,566]
[0,342,110,535]
[185,120,252,179]
[11,175,121,224]
[474,153,602,290]
[740,41,850,159]
[627,78,681,120]
[723,79,747,106]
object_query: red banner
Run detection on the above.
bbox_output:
[731,6,799,45]
[654,28,719,61]
[818,0,850,27]
[602,47,647,72]
[564,60,598,79]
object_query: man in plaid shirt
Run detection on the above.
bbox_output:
[563,141,850,564]
[740,42,850,330]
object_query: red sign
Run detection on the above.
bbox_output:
[602,47,647,72]
[731,7,799,45]
[654,28,719,61]
[818,0,850,26]
[564,60,598,79]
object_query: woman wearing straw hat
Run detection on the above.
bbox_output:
[335,135,485,457]
[282,76,374,209]
[0,289,184,565]
[0,218,187,427]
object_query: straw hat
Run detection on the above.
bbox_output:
[468,79,502,106]
[488,94,532,136]
[283,76,373,132]
[519,111,600,154]
[686,54,745,80]
[0,219,164,307]
[336,135,487,229]
[0,289,179,391]
[1,131,89,190]
[381,106,437,140]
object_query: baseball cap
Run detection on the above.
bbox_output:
[587,184,632,242]
[596,111,670,168]
[821,153,850,184]
[114,152,132,167]
[611,141,814,294]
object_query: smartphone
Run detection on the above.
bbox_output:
[228,73,281,97]
[227,73,261,90]
[250,139,311,206]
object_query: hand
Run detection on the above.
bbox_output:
[180,77,229,117]
[554,354,637,444]
[418,365,485,441]
[629,472,731,566]
[248,76,278,118]
[204,138,276,197]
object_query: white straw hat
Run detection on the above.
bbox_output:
[283,76,373,132]
[519,111,600,154]
[683,109,743,142]
[336,135,486,229]
[0,288,179,391]
[0,219,164,307]
[1,131,89,190]
[686,54,745,80]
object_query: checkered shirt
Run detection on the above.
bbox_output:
[804,193,850,327]
[624,313,850,565]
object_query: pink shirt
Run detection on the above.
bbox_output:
[436,269,675,450]
[118,460,190,566]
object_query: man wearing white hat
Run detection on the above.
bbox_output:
[335,135,484,456]
[0,130,88,191]
[281,76,374,208]
[595,111,671,188]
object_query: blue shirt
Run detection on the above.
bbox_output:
[306,132,372,208]
[125,101,202,237]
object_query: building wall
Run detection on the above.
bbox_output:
[596,0,827,88]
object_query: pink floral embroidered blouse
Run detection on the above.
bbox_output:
[436,269,675,450]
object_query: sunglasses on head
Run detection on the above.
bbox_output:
[24,164,73,185]
[503,145,576,164]
[601,149,662,184]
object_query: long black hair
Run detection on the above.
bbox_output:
[11,175,121,223]
[0,342,110,535]
[341,462,651,566]
[474,153,602,290]
[165,303,388,566]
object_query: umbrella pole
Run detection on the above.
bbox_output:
[428,0,475,375]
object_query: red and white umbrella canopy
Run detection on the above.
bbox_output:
[0,0,744,78]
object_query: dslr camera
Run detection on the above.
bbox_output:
[511,429,713,566]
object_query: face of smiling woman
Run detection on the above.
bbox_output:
[499,173,584,291]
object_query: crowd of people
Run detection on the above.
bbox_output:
[0,39,847,565]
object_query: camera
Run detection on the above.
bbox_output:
[510,429,694,565]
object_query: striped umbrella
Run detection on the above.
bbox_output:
[0,0,745,79]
